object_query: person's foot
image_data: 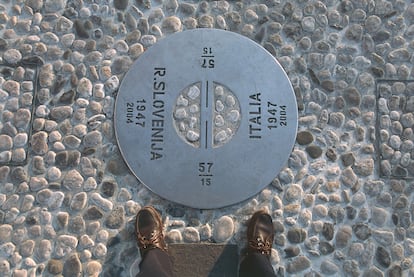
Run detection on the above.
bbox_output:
[246,210,274,257]
[135,206,167,257]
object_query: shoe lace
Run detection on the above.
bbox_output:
[137,230,164,249]
[248,233,272,255]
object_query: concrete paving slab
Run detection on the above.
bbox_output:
[168,244,239,277]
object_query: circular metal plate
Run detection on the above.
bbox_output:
[114,29,298,209]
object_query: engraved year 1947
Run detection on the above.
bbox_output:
[126,99,146,127]
[267,102,288,130]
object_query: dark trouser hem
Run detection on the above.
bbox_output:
[239,252,276,277]
[136,248,173,277]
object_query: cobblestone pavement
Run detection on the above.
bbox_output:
[0,0,414,276]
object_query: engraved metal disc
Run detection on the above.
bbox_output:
[114,29,298,209]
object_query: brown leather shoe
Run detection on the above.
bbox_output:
[246,210,274,256]
[135,206,167,256]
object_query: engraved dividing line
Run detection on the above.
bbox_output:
[206,81,209,108]
[205,120,208,149]
[199,174,213,177]
[204,80,210,149]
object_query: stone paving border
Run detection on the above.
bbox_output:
[377,79,414,179]
[0,62,38,166]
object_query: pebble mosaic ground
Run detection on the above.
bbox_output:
[0,0,414,276]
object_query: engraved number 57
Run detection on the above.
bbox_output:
[199,162,213,186]
[202,59,214,68]
[199,162,213,173]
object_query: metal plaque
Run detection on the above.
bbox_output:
[114,29,298,209]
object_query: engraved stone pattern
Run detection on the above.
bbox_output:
[173,82,241,149]
[212,83,241,148]
[173,83,201,148]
